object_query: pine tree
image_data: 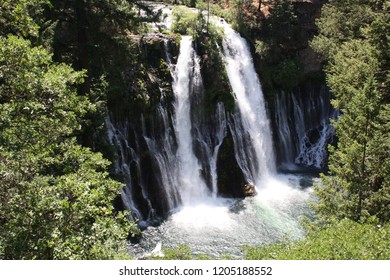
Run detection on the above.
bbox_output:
[311,0,389,224]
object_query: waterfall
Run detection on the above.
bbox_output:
[274,91,295,167]
[209,103,227,196]
[221,23,276,187]
[106,116,153,221]
[142,106,181,211]
[104,6,330,257]
[106,9,333,225]
[273,87,336,170]
[173,36,210,205]
[193,102,227,197]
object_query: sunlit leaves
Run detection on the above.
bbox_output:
[244,219,390,260]
[0,32,137,260]
[311,0,390,224]
[0,0,49,37]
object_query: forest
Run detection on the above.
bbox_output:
[0,0,389,260]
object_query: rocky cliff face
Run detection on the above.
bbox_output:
[292,0,328,74]
[269,0,335,171]
[106,2,333,223]
[107,34,180,223]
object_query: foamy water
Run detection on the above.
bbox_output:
[129,173,315,259]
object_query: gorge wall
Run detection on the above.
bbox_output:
[105,1,335,225]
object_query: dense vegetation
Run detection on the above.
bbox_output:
[0,0,144,260]
[1,0,389,260]
[241,0,390,259]
[311,0,390,225]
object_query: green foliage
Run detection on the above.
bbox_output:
[265,0,299,47]
[0,0,49,37]
[148,244,226,260]
[311,0,390,224]
[0,36,87,150]
[162,245,193,260]
[254,40,270,59]
[252,0,303,91]
[0,145,138,260]
[311,0,380,61]
[244,219,390,260]
[197,0,234,24]
[171,6,207,38]
[269,59,303,90]
[0,34,139,259]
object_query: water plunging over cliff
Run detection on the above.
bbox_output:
[172,36,210,204]
[106,6,332,257]
[273,86,337,170]
[221,23,276,187]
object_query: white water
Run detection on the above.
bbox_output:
[173,36,210,205]
[127,20,316,258]
[142,106,181,210]
[274,91,295,169]
[209,103,227,196]
[129,173,315,259]
[106,6,323,258]
[274,88,336,170]
[221,23,276,187]
[106,116,153,221]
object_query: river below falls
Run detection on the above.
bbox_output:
[128,173,317,259]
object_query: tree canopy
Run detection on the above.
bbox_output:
[0,0,140,260]
[311,0,389,224]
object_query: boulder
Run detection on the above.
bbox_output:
[242,182,257,197]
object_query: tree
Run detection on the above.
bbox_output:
[0,0,48,37]
[311,0,381,61]
[42,0,156,148]
[0,31,138,260]
[47,0,141,92]
[311,0,390,224]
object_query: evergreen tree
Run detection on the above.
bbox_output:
[311,0,389,224]
[0,0,139,259]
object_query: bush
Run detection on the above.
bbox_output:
[171,7,204,37]
[244,219,390,260]
[270,59,303,90]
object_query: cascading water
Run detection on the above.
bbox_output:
[142,106,181,211]
[273,87,337,170]
[108,5,331,258]
[126,17,317,258]
[172,36,210,205]
[106,116,154,222]
[221,23,276,187]
[207,103,227,196]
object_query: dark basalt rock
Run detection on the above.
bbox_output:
[241,182,257,197]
